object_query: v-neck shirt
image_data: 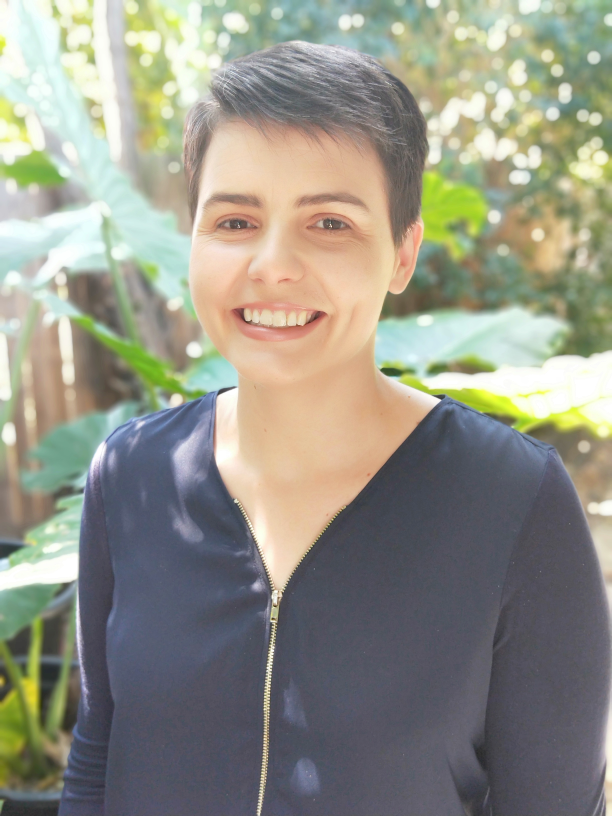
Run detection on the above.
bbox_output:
[59,389,610,816]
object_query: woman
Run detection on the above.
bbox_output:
[59,41,611,816]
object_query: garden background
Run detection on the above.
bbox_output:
[0,0,611,806]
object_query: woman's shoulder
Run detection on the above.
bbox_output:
[435,394,555,491]
[97,393,214,475]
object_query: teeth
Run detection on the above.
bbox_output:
[241,308,319,327]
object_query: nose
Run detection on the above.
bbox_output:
[247,224,305,286]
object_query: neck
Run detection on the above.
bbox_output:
[220,355,398,485]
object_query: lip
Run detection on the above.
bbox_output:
[231,308,326,342]
[237,302,324,313]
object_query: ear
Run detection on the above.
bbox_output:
[388,217,424,295]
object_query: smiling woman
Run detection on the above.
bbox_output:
[58,41,610,816]
[186,117,414,370]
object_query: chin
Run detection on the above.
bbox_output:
[223,349,319,386]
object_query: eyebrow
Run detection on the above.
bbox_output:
[200,192,371,214]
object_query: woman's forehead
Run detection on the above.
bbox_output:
[198,119,387,206]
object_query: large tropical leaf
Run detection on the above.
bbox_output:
[375,307,569,375]
[0,0,193,313]
[0,206,103,283]
[21,401,141,493]
[421,171,488,259]
[400,351,612,436]
[0,491,81,631]
[0,584,58,643]
[31,213,108,287]
[0,494,84,595]
[33,290,201,397]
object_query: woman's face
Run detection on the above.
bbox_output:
[189,119,423,385]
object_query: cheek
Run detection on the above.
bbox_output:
[189,242,236,311]
[327,248,385,311]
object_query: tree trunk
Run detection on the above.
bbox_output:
[92,0,140,180]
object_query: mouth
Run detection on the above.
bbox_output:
[234,307,325,328]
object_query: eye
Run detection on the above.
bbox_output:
[313,217,350,232]
[217,218,256,230]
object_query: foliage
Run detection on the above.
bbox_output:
[0,676,38,785]
[0,150,69,188]
[400,349,612,437]
[420,171,488,259]
[21,401,141,493]
[32,289,197,397]
[375,305,567,374]
[0,0,193,312]
[0,205,107,285]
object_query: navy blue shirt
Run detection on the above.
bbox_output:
[59,388,611,816]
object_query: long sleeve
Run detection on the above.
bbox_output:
[59,441,114,815]
[485,447,612,815]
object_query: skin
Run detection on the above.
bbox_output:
[189,119,440,589]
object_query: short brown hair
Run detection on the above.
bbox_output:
[183,40,428,248]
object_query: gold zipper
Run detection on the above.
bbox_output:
[233,497,346,816]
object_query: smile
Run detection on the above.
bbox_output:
[238,308,324,328]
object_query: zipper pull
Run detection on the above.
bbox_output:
[270,589,283,622]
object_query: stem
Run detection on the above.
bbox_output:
[44,593,76,741]
[0,299,40,471]
[100,214,160,412]
[3,751,30,778]
[0,641,48,777]
[27,616,43,712]
[100,214,139,344]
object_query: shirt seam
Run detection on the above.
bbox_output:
[448,399,555,454]
[494,446,554,623]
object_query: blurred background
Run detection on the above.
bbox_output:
[0,0,611,808]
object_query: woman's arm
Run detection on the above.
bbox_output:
[485,447,612,815]
[58,441,115,816]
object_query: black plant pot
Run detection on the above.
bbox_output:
[0,540,79,816]
[0,790,60,815]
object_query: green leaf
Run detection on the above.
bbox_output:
[0,151,69,188]
[32,290,198,396]
[0,206,103,283]
[375,307,568,375]
[400,350,612,437]
[23,493,83,553]
[0,584,58,643]
[0,677,38,764]
[183,353,239,392]
[0,494,84,594]
[21,401,141,493]
[421,171,488,259]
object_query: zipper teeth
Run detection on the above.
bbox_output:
[281,505,346,593]
[257,615,277,816]
[235,498,276,591]
[233,497,346,816]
